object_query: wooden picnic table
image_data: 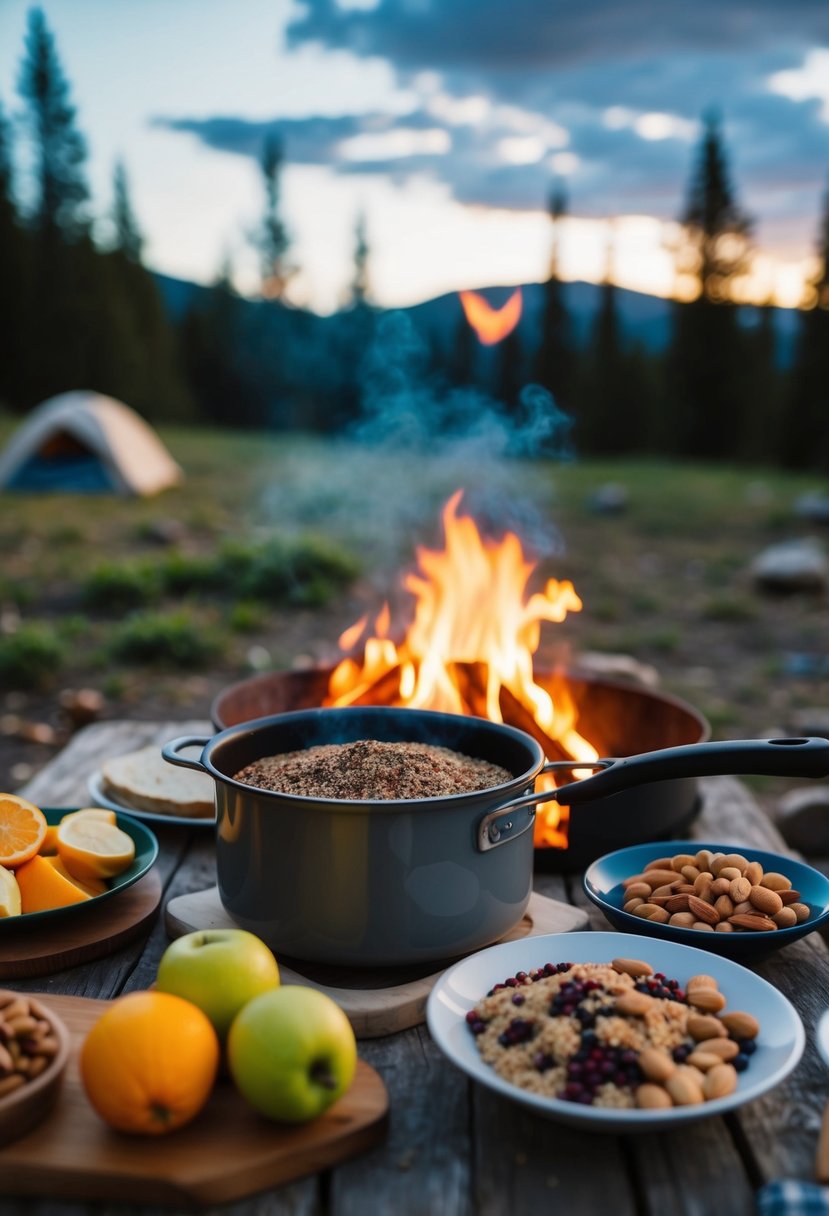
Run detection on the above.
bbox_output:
[4,717,829,1215]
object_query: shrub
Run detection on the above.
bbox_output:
[0,623,65,687]
[108,610,223,667]
[83,561,161,610]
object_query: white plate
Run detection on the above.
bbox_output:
[426,930,805,1132]
[87,771,215,829]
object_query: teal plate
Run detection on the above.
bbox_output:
[1,808,159,932]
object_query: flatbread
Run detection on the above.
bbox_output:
[100,745,214,819]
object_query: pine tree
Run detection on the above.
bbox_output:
[666,113,753,460]
[256,135,293,301]
[18,7,89,244]
[784,187,829,471]
[533,186,575,412]
[349,211,370,309]
[112,159,143,262]
[0,98,32,408]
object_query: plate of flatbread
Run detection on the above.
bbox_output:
[88,745,215,827]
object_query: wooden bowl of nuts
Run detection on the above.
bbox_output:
[0,991,70,1148]
[584,841,829,960]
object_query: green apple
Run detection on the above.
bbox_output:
[156,929,280,1041]
[227,986,357,1123]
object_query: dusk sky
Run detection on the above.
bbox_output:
[1,0,828,312]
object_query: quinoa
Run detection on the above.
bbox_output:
[465,960,755,1109]
[232,738,513,799]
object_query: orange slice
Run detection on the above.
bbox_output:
[15,854,91,912]
[45,855,107,897]
[0,794,48,867]
[0,865,21,917]
[40,824,59,855]
[56,817,135,882]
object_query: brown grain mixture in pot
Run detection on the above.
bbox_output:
[232,738,513,800]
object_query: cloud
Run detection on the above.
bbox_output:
[153,0,829,243]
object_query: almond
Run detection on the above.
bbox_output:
[773,907,798,928]
[715,922,734,932]
[644,857,675,872]
[790,902,811,923]
[687,974,719,992]
[640,869,683,889]
[665,1072,704,1106]
[750,885,783,916]
[732,900,753,915]
[693,873,714,899]
[728,912,778,932]
[615,991,653,1016]
[651,884,676,898]
[701,1038,740,1061]
[636,1083,673,1109]
[722,853,750,873]
[692,921,715,931]
[681,865,702,882]
[714,895,735,920]
[638,1047,676,1082]
[687,1013,728,1041]
[665,894,692,914]
[623,898,645,914]
[694,849,714,871]
[703,1063,738,1100]
[611,958,653,978]
[710,877,731,898]
[669,912,696,928]
[761,872,792,892]
[709,853,728,876]
[719,866,743,883]
[720,1010,760,1039]
[624,881,653,900]
[645,906,670,923]
[744,860,763,885]
[687,1050,725,1072]
[779,889,802,905]
[688,895,720,925]
[729,876,751,903]
[621,873,649,889]
[671,853,698,871]
[686,987,727,1013]
[633,902,663,919]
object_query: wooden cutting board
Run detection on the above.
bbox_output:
[0,871,163,979]
[165,889,588,1038]
[0,994,388,1208]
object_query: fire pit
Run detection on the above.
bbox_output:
[211,666,709,870]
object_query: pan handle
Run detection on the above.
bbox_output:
[475,737,829,850]
[162,735,212,774]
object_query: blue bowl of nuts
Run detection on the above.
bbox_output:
[583,841,829,960]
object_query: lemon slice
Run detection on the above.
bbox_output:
[61,808,118,825]
[56,817,135,881]
[0,864,21,917]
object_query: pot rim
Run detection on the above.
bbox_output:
[176,705,547,811]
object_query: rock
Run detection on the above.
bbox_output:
[775,784,829,854]
[788,707,829,738]
[586,483,629,515]
[58,687,105,729]
[575,651,661,689]
[750,538,828,593]
[794,491,829,525]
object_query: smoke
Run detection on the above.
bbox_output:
[261,309,571,571]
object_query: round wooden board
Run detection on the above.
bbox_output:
[0,871,163,979]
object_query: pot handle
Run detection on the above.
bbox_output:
[162,735,212,774]
[476,760,614,851]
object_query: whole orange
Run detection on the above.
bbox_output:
[79,990,220,1135]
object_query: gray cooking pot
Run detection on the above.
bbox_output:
[163,708,829,967]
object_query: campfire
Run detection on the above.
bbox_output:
[323,490,599,849]
[458,288,523,345]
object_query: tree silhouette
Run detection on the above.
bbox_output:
[533,185,575,412]
[255,135,293,301]
[112,160,143,262]
[666,113,753,459]
[349,210,370,309]
[0,97,32,408]
[18,8,89,244]
[784,186,829,471]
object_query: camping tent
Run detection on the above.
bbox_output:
[0,391,183,495]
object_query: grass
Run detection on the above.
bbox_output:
[0,414,826,768]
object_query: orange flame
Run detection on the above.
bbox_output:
[326,490,598,848]
[459,288,523,345]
